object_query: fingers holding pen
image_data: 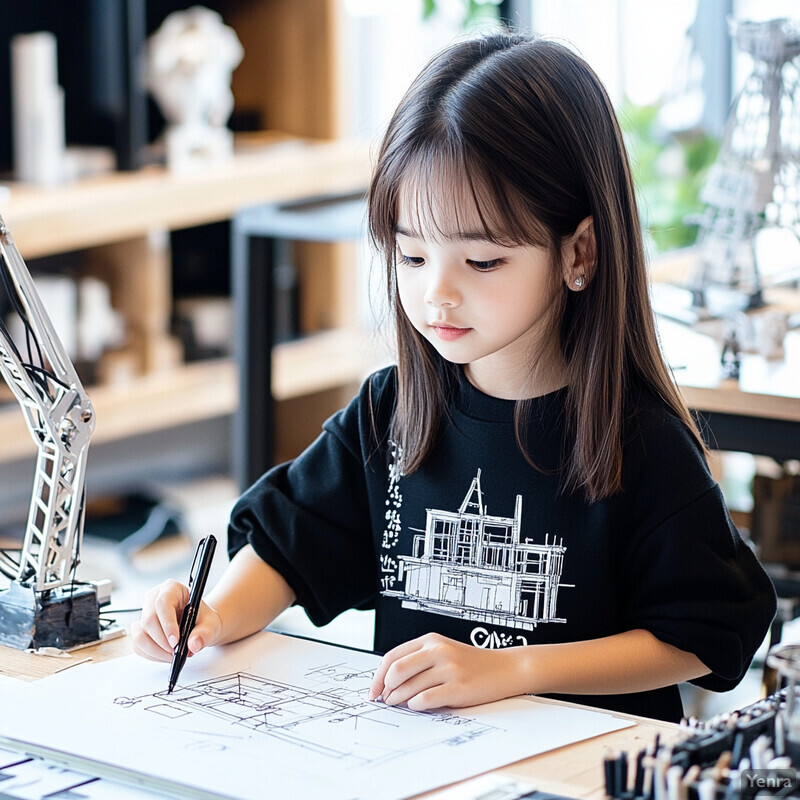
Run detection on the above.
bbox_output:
[185,600,222,655]
[131,579,188,662]
[155,579,190,648]
[130,620,174,662]
[132,576,223,663]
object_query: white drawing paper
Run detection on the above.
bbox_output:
[0,632,633,800]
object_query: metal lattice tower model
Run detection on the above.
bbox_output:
[0,218,118,650]
[6,360,92,593]
[690,17,800,312]
[0,222,94,592]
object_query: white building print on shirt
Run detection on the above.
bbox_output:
[384,470,570,630]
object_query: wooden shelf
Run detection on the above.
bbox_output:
[0,2,373,488]
[1,136,372,259]
[0,134,375,471]
[0,360,236,463]
[0,327,389,464]
[272,326,390,401]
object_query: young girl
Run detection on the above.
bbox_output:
[133,32,775,723]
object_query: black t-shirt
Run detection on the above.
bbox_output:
[228,366,776,722]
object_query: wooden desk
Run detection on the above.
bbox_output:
[658,308,800,462]
[0,635,680,800]
[651,250,800,461]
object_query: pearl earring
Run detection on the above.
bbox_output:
[573,275,585,289]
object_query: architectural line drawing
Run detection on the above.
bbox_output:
[113,661,499,769]
[384,471,571,629]
[0,634,634,800]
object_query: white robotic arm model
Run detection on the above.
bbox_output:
[0,215,115,649]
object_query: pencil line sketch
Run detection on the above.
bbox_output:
[113,661,499,768]
[384,470,572,629]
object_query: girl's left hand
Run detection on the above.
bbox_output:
[368,632,525,710]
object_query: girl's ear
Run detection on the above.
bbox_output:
[562,216,596,291]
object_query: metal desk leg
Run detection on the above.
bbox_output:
[232,230,275,491]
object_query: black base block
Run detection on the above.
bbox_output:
[0,581,101,650]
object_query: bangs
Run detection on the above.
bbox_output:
[369,140,552,254]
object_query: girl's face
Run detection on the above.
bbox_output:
[395,179,566,400]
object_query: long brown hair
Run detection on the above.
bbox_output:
[367,32,706,502]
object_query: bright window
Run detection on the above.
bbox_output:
[341,0,799,255]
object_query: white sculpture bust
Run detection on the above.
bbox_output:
[146,5,244,172]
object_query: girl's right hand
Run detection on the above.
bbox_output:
[131,579,223,662]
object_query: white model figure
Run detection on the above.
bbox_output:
[146,5,244,172]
